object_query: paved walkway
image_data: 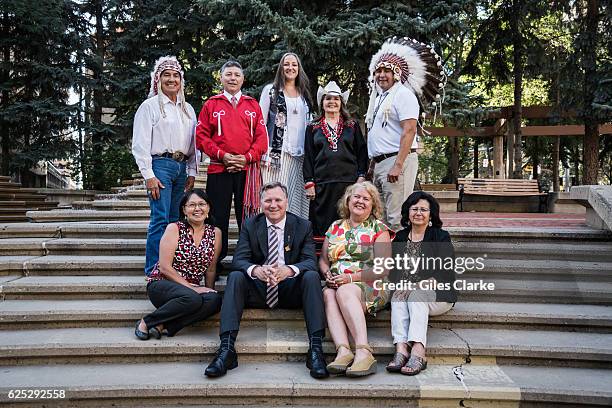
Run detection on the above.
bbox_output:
[441,212,587,229]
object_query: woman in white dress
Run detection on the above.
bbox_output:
[259,52,313,218]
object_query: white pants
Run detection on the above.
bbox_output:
[391,290,453,347]
[373,152,418,230]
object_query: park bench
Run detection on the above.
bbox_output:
[420,183,456,191]
[457,178,548,212]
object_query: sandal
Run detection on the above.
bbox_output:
[386,352,408,373]
[134,320,149,341]
[326,344,354,374]
[345,344,377,377]
[400,354,427,376]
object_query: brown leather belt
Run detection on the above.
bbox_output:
[154,152,189,162]
[372,149,416,164]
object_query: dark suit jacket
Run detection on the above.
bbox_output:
[393,226,458,303]
[231,212,317,274]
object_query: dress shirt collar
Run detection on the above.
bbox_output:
[160,92,183,106]
[266,215,286,231]
[223,90,242,104]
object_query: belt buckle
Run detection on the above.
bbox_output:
[172,151,185,161]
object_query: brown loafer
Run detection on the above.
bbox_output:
[400,354,427,376]
[386,352,408,373]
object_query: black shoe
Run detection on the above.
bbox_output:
[205,348,238,378]
[306,348,329,379]
[134,320,149,341]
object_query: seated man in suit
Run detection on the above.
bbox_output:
[205,181,328,379]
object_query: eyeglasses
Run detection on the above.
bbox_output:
[185,203,208,210]
[409,207,430,213]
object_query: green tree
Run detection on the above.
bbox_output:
[0,0,80,183]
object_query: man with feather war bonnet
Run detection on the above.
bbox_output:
[132,56,199,276]
[366,37,447,230]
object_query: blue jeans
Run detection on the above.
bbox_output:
[145,157,187,275]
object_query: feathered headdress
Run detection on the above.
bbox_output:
[148,56,191,120]
[365,37,447,130]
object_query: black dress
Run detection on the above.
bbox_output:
[303,118,368,236]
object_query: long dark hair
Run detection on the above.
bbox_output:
[400,191,443,229]
[179,189,214,227]
[272,52,314,109]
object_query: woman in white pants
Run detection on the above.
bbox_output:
[386,191,457,375]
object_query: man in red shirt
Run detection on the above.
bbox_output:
[196,61,268,268]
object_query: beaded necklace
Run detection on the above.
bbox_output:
[321,116,344,151]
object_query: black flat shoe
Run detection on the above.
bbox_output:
[134,320,149,341]
[306,348,329,379]
[149,326,162,340]
[205,348,238,378]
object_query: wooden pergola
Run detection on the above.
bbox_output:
[419,106,612,188]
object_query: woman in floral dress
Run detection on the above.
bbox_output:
[319,181,392,377]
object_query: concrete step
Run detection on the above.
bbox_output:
[27,209,152,222]
[4,273,611,306]
[0,215,29,223]
[1,299,610,332]
[8,255,233,276]
[455,241,612,262]
[470,258,612,281]
[1,325,611,368]
[1,237,236,256]
[0,362,610,407]
[0,238,57,256]
[0,200,26,207]
[72,200,152,210]
[459,278,612,304]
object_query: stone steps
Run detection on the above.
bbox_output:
[1,325,611,369]
[26,210,153,222]
[0,362,610,407]
[1,299,610,332]
[3,273,611,305]
[2,236,610,265]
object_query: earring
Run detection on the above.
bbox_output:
[428,221,432,227]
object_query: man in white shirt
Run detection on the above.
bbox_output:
[132,56,198,276]
[366,65,419,231]
[365,38,449,231]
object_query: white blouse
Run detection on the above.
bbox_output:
[259,83,309,157]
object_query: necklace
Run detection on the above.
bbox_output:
[321,116,344,151]
[284,87,300,114]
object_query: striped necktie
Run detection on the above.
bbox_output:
[265,224,280,308]
[231,96,237,109]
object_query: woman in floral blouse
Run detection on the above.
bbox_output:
[319,181,392,377]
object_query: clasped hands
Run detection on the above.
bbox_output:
[323,270,353,289]
[253,263,294,287]
[222,153,247,173]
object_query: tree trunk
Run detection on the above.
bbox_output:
[552,136,560,192]
[448,137,459,184]
[582,0,600,184]
[511,0,524,179]
[473,139,479,178]
[506,121,514,177]
[574,143,581,186]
